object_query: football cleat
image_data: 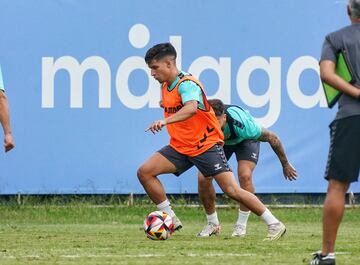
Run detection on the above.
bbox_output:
[196,222,221,237]
[172,216,183,232]
[263,222,286,241]
[231,224,247,237]
[310,251,336,265]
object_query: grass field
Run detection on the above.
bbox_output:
[0,204,360,265]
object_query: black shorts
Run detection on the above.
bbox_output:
[158,144,231,177]
[224,140,260,164]
[325,115,360,183]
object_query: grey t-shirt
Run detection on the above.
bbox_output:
[320,23,360,120]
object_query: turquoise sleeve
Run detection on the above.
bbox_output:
[178,80,205,110]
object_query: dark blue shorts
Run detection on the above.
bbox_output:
[158,144,231,177]
[224,140,260,164]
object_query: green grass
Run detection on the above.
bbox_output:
[0,205,360,264]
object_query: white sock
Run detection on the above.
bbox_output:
[324,253,335,258]
[206,212,219,225]
[156,199,175,218]
[260,208,279,225]
[236,210,250,227]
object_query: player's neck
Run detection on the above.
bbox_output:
[165,68,181,85]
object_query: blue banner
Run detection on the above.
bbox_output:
[1,0,359,194]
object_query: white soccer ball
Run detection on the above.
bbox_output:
[143,211,173,240]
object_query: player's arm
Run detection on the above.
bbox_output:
[146,80,201,134]
[320,60,360,99]
[257,128,297,181]
[165,100,197,124]
[0,90,14,152]
[145,100,197,134]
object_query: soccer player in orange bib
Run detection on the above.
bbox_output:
[137,42,286,240]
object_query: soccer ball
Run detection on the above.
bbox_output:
[143,211,173,240]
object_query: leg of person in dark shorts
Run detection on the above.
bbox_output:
[312,116,360,264]
[192,144,286,241]
[311,3,360,264]
[137,145,193,232]
[230,140,259,237]
[197,140,260,237]
[198,145,286,241]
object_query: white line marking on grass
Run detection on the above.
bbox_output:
[0,250,352,260]
[187,253,256,257]
[1,252,260,260]
[0,255,40,259]
[1,256,16,259]
[59,253,256,259]
[60,254,167,258]
[24,255,40,258]
[61,255,81,258]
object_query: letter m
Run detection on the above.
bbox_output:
[42,56,111,108]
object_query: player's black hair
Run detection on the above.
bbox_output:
[208,99,225,116]
[145,43,177,64]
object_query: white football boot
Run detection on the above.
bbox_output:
[196,222,221,237]
[263,222,286,241]
[231,224,247,237]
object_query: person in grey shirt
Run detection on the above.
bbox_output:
[0,65,14,153]
[311,1,360,264]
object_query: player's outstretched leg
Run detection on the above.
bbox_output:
[213,171,286,241]
[137,152,182,231]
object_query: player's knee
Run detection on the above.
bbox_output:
[238,170,253,186]
[327,179,350,193]
[137,165,150,183]
[223,185,238,200]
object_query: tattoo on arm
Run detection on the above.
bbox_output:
[258,128,288,166]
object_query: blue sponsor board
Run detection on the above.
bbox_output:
[0,0,358,194]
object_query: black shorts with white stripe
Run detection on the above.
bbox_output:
[158,144,231,177]
[325,115,360,183]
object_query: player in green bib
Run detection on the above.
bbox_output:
[197,99,297,237]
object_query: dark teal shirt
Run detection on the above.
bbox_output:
[224,106,262,145]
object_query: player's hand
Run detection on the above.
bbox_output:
[145,120,166,134]
[283,162,297,181]
[4,133,14,152]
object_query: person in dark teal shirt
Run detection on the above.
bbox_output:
[197,99,297,237]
